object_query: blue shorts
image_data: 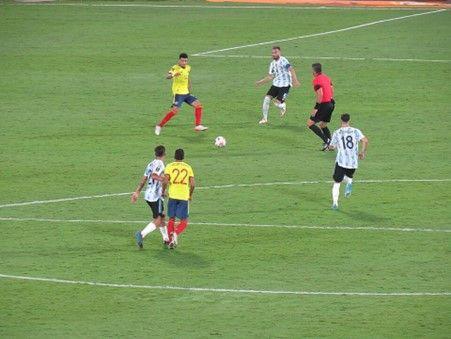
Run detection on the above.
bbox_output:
[167,199,189,219]
[172,94,198,108]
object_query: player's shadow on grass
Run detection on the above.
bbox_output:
[153,248,210,268]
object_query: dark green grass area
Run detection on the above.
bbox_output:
[0,2,450,337]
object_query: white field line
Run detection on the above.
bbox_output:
[0,217,450,233]
[11,3,443,11]
[194,54,451,63]
[193,9,446,56]
[0,274,449,297]
[0,192,131,209]
[0,178,450,209]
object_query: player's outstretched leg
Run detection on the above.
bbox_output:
[135,221,157,249]
[192,101,208,132]
[259,96,271,124]
[155,107,179,135]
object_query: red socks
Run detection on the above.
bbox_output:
[160,107,202,127]
[175,219,188,235]
[167,218,175,237]
[194,106,202,126]
[159,109,176,127]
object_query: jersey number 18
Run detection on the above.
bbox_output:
[341,135,355,150]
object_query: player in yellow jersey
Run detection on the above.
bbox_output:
[155,53,208,136]
[162,148,195,248]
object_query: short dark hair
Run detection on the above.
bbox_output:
[272,46,281,51]
[174,148,184,160]
[179,53,188,59]
[312,63,322,74]
[341,113,351,122]
[154,145,165,157]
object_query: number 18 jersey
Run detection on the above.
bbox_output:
[164,161,194,201]
[330,127,365,169]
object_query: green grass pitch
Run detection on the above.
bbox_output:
[1,1,450,337]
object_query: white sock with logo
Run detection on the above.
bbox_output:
[262,96,271,120]
[159,226,169,242]
[141,222,156,238]
[332,183,340,205]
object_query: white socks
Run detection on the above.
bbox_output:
[332,182,340,205]
[262,96,271,120]
[343,176,353,185]
[274,101,285,110]
[141,222,156,238]
[159,226,169,242]
[141,223,169,242]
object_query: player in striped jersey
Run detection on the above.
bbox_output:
[131,145,169,248]
[329,114,369,210]
[256,46,300,124]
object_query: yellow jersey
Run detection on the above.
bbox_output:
[164,161,194,201]
[169,64,191,95]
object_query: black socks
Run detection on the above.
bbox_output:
[321,126,331,141]
[309,125,329,144]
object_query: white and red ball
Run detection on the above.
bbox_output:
[214,136,227,148]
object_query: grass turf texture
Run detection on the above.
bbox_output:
[1,1,450,337]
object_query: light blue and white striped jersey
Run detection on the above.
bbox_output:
[330,127,365,169]
[269,56,292,87]
[143,159,165,202]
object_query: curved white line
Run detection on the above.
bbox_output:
[0,178,449,209]
[0,274,449,296]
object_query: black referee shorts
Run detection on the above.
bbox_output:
[266,85,290,103]
[311,101,335,123]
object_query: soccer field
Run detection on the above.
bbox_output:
[1,1,450,337]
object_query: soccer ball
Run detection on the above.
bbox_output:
[214,136,227,148]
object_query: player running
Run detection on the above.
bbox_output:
[329,114,369,210]
[256,46,300,125]
[155,53,208,136]
[307,63,335,150]
[131,145,169,248]
[163,148,195,249]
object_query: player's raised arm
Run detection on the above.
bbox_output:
[131,175,147,203]
[359,136,369,160]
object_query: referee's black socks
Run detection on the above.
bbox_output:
[309,125,329,144]
[321,127,331,141]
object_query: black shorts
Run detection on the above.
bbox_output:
[266,85,290,103]
[333,163,356,183]
[146,199,165,219]
[311,101,335,123]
